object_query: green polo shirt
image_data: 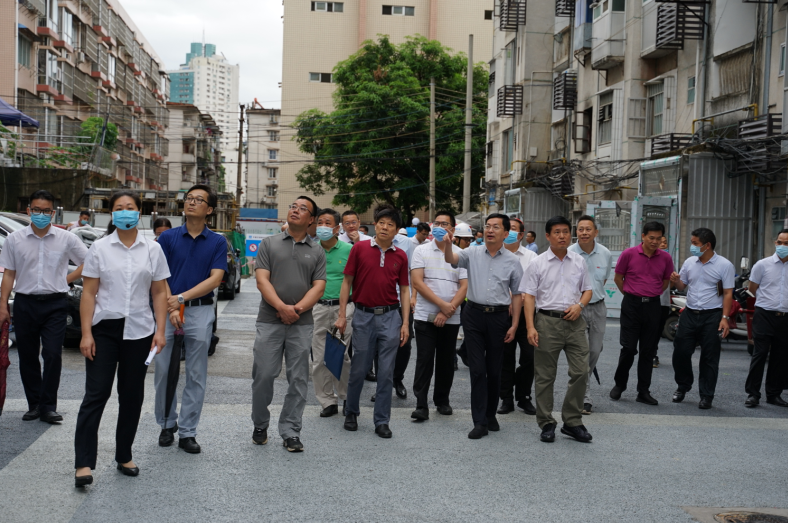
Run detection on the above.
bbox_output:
[321,239,352,300]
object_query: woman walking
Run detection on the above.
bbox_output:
[74,191,170,487]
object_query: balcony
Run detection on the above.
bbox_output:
[499,0,526,32]
[591,7,625,70]
[496,85,524,117]
[553,70,577,110]
[650,133,693,156]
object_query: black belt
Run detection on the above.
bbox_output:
[756,307,788,317]
[318,299,340,306]
[15,292,66,301]
[538,310,566,319]
[356,304,400,315]
[589,299,605,305]
[685,307,722,315]
[184,297,214,307]
[625,295,659,302]
[468,301,509,313]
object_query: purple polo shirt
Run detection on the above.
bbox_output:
[615,244,674,297]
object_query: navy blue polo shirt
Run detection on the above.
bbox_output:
[158,224,228,299]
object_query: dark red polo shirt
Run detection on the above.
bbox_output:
[344,239,409,308]
[615,244,674,297]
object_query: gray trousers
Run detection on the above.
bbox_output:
[581,300,607,404]
[251,321,313,439]
[346,308,402,426]
[311,303,354,409]
[154,304,214,438]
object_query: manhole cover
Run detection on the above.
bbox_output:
[715,513,788,523]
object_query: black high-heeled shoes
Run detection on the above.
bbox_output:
[116,462,140,477]
[75,472,93,487]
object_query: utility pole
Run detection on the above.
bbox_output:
[236,103,245,206]
[463,35,473,214]
[429,78,436,222]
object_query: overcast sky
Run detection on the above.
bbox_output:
[122,0,284,109]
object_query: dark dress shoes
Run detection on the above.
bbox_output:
[561,424,593,443]
[252,428,268,445]
[766,395,788,407]
[320,404,338,418]
[283,436,304,452]
[609,386,623,401]
[365,370,377,382]
[40,411,63,424]
[343,413,358,431]
[672,390,686,403]
[22,406,40,421]
[117,462,140,477]
[698,397,713,410]
[487,416,500,432]
[745,395,759,408]
[178,437,201,454]
[375,424,392,438]
[468,424,488,440]
[371,393,376,402]
[74,472,93,488]
[394,380,407,399]
[518,398,537,415]
[158,424,178,447]
[411,407,429,421]
[540,423,556,443]
[497,399,515,415]
[636,392,659,406]
[436,404,453,416]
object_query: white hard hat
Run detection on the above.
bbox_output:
[398,228,408,235]
[454,223,474,238]
[412,218,420,225]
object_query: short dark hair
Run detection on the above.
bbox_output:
[486,213,510,232]
[416,223,431,233]
[642,221,665,236]
[79,210,91,218]
[295,195,318,216]
[510,218,524,233]
[373,203,402,229]
[317,207,340,226]
[526,230,536,238]
[359,225,369,233]
[434,210,456,227]
[341,210,359,222]
[29,189,55,205]
[691,227,717,250]
[475,230,483,237]
[776,229,788,238]
[153,217,173,230]
[545,215,571,234]
[186,184,218,208]
[577,215,597,229]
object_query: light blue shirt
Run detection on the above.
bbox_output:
[750,253,788,312]
[525,242,539,253]
[568,240,612,303]
[679,253,735,310]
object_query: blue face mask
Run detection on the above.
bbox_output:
[504,230,519,244]
[316,226,335,241]
[30,213,52,229]
[475,238,483,244]
[776,245,788,259]
[112,210,140,230]
[80,219,89,226]
[690,244,706,258]
[431,227,447,242]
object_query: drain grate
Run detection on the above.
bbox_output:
[715,513,788,523]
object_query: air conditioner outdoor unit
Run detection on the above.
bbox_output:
[78,52,86,63]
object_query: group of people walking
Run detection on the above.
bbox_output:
[0,189,786,488]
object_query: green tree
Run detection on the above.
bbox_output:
[78,116,118,151]
[293,35,488,219]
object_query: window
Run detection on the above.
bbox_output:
[108,54,116,84]
[488,60,496,98]
[593,0,623,19]
[311,2,343,12]
[268,168,277,178]
[309,72,333,83]
[772,207,786,239]
[382,5,415,15]
[687,76,696,104]
[484,10,493,20]
[781,44,786,77]
[59,8,73,47]
[267,186,277,197]
[647,82,664,136]
[269,131,279,141]
[501,130,513,175]
[270,114,278,124]
[268,149,277,160]
[18,35,31,68]
[486,141,493,168]
[597,91,614,145]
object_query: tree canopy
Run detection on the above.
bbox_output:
[78,116,118,151]
[293,35,488,219]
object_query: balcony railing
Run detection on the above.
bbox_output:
[650,133,693,156]
[655,2,705,52]
[496,85,524,117]
[500,0,527,31]
[553,70,578,110]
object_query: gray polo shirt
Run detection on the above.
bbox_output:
[453,245,523,306]
[255,231,327,325]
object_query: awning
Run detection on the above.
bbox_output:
[0,97,39,128]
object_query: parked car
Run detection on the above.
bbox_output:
[219,238,242,300]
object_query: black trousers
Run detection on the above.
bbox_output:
[393,314,414,382]
[614,294,662,393]
[499,310,534,402]
[13,294,67,413]
[74,319,152,469]
[672,308,722,399]
[413,320,460,408]
[462,306,510,426]
[745,308,788,400]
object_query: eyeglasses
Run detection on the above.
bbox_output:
[288,204,312,215]
[29,208,54,215]
[343,220,359,227]
[433,222,451,228]
[483,224,503,231]
[185,197,207,205]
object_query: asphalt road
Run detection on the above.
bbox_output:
[1,278,787,523]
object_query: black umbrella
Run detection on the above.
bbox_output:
[164,304,185,425]
[592,366,601,385]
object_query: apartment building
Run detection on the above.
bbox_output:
[0,0,170,202]
[277,0,495,219]
[164,102,223,192]
[245,106,281,209]
[166,43,240,196]
[487,0,788,267]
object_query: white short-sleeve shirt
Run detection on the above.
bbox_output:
[411,241,467,325]
[82,231,170,340]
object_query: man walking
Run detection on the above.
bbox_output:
[337,204,410,439]
[410,211,467,421]
[670,228,734,409]
[610,222,673,405]
[155,184,227,454]
[744,229,788,408]
[251,196,326,451]
[339,210,372,245]
[311,208,353,417]
[0,190,87,423]
[524,231,539,253]
[521,216,593,443]
[568,215,611,414]
[439,214,522,440]
[497,218,537,416]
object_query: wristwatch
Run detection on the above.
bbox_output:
[722,315,730,320]
[177,294,185,304]
[578,302,585,309]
